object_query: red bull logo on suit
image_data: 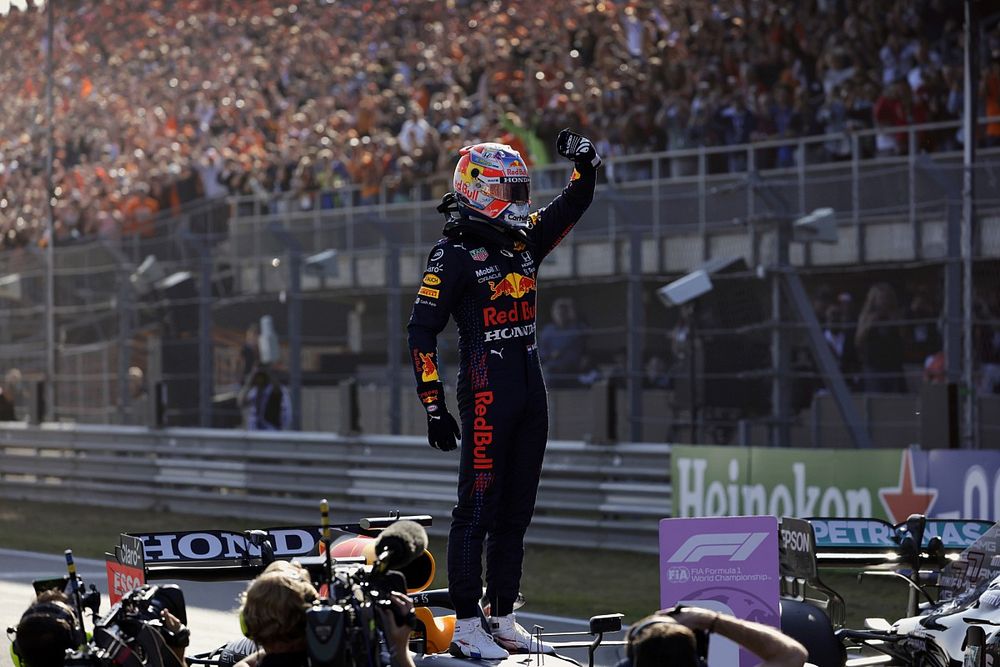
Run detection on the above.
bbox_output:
[473,391,494,470]
[488,273,535,300]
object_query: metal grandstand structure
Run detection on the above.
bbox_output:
[1,118,999,447]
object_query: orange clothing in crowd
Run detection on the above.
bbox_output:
[121,194,159,238]
[985,71,1000,138]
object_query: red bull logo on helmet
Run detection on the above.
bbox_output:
[488,273,536,300]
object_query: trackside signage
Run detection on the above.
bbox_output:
[671,445,1000,524]
[660,516,779,667]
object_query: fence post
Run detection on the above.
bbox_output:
[909,128,920,259]
[198,245,213,428]
[797,137,806,215]
[652,157,661,271]
[386,244,401,435]
[798,138,811,266]
[698,148,707,260]
[851,134,864,263]
[289,247,303,431]
[748,147,758,266]
[118,264,131,423]
[626,214,644,443]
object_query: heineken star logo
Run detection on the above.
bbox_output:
[878,449,938,523]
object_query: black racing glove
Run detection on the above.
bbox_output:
[556,128,602,170]
[426,405,460,452]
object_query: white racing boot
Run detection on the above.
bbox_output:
[490,614,556,654]
[449,617,511,660]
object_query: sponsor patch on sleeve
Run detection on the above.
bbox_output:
[418,286,439,299]
[422,274,442,286]
[418,352,439,382]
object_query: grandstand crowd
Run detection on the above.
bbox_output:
[0,0,995,249]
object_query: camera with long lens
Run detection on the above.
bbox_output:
[301,518,426,667]
[64,585,188,667]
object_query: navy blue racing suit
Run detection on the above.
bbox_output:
[406,166,596,619]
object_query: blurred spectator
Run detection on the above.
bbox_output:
[538,297,588,387]
[855,283,907,393]
[644,355,672,390]
[121,365,150,426]
[0,368,19,421]
[905,289,942,364]
[241,323,260,384]
[238,366,291,431]
[924,351,946,384]
[874,81,908,156]
[982,55,1000,147]
[823,299,860,385]
[974,296,1000,394]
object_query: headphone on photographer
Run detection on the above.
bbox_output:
[622,615,709,667]
[8,601,82,667]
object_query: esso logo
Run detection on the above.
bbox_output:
[113,571,142,598]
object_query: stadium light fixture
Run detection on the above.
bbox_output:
[129,255,166,297]
[304,249,339,277]
[792,207,838,244]
[656,269,712,307]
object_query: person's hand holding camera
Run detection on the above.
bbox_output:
[660,606,719,633]
[376,591,417,667]
[159,609,190,667]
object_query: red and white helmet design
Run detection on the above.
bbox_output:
[452,142,531,230]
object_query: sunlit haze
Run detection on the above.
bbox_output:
[0,0,44,16]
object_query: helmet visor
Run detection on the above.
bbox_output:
[483,180,530,204]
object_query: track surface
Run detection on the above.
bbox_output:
[0,548,624,667]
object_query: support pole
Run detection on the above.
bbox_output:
[44,0,55,421]
[781,271,873,449]
[771,220,791,448]
[118,265,131,421]
[626,218,644,443]
[962,0,978,448]
[198,246,213,427]
[267,222,303,431]
[288,248,302,431]
[387,244,401,435]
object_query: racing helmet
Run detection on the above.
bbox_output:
[452,142,531,231]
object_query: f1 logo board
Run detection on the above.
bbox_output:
[660,516,780,667]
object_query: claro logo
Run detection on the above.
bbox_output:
[667,532,770,563]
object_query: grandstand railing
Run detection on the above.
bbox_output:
[217,118,1000,272]
[0,423,672,554]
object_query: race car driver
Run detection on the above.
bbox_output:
[407,130,600,659]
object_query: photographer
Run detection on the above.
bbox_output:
[11,588,189,667]
[10,590,80,666]
[236,562,418,667]
[627,606,808,667]
[236,561,319,666]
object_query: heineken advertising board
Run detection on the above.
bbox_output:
[671,445,1000,523]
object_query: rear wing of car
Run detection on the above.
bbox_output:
[105,513,433,584]
[808,517,992,570]
[776,516,996,627]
